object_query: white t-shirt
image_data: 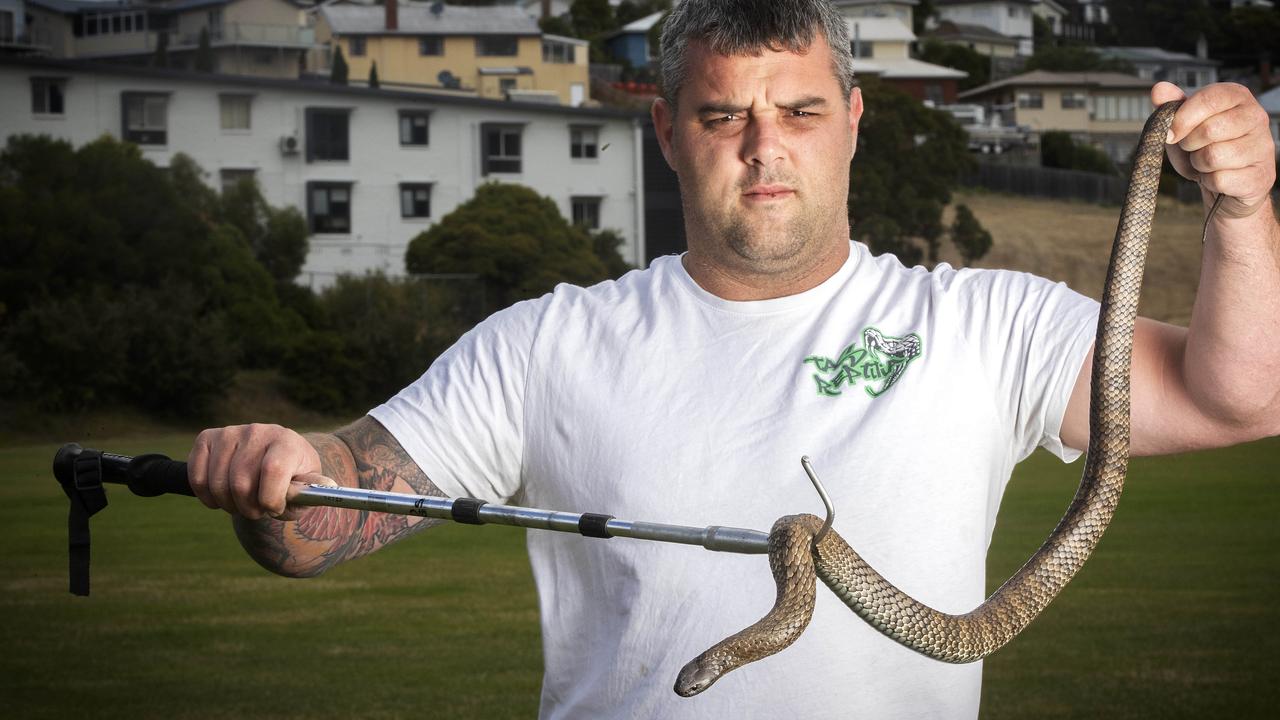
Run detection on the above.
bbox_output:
[371,241,1099,719]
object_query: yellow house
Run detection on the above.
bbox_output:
[958,70,1154,160]
[315,2,590,106]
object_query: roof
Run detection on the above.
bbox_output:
[619,11,663,34]
[0,55,644,120]
[935,0,1034,5]
[855,57,967,80]
[321,4,539,36]
[959,70,1152,99]
[927,20,1018,45]
[1096,46,1221,67]
[832,0,918,6]
[29,0,232,13]
[844,16,916,43]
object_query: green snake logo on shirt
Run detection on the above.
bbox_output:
[804,327,923,398]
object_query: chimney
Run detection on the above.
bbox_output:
[1195,33,1207,61]
[385,0,398,32]
[541,0,552,20]
[1262,59,1273,92]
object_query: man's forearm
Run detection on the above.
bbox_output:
[1184,197,1280,433]
[232,431,361,578]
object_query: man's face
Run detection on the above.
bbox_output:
[653,35,862,275]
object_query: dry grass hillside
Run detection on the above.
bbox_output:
[936,191,1215,326]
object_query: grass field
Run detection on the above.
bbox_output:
[3,434,1278,718]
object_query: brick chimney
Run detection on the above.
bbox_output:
[385,0,398,32]
[541,0,551,19]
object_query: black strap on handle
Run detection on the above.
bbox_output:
[57,449,109,597]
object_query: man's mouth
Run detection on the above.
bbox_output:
[743,185,795,201]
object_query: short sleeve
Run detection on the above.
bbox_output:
[954,269,1099,464]
[368,297,546,503]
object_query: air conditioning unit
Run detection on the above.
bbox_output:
[279,133,300,155]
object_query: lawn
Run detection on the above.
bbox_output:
[3,434,1278,718]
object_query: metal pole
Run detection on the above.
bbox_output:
[289,484,772,555]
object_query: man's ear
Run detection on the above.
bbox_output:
[651,97,678,172]
[848,87,864,158]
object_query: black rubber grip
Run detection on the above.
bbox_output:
[128,454,195,497]
[578,513,614,538]
[450,497,488,525]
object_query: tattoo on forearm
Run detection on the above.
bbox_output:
[238,416,445,577]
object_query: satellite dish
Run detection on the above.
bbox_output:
[430,1,444,15]
[437,70,459,89]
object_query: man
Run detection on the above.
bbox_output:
[189,1,1280,717]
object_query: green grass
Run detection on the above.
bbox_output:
[3,435,1278,718]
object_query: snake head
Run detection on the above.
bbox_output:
[673,659,722,697]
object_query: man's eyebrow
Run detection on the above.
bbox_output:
[694,97,830,116]
[695,102,749,116]
[782,96,829,111]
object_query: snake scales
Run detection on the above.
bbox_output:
[675,100,1194,697]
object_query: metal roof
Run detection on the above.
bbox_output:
[959,70,1152,99]
[1096,46,1221,67]
[845,16,916,43]
[321,4,539,36]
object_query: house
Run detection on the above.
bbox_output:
[23,0,315,78]
[832,0,918,28]
[1259,84,1280,157]
[1095,45,1220,94]
[846,16,967,104]
[604,10,660,72]
[958,69,1154,160]
[315,1,591,106]
[0,55,647,287]
[1,0,50,53]
[924,19,1019,58]
[931,0,1036,56]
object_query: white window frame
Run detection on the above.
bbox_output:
[219,93,252,132]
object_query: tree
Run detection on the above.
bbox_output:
[1023,45,1135,74]
[916,39,989,91]
[405,183,612,311]
[1040,131,1116,175]
[913,0,937,36]
[848,77,982,265]
[369,61,380,89]
[950,204,991,265]
[195,27,215,72]
[331,45,349,85]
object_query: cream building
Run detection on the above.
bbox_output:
[958,70,1154,160]
[315,2,590,106]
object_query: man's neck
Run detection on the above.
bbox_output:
[681,241,851,301]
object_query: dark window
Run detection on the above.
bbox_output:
[121,92,168,145]
[924,84,944,106]
[476,35,518,56]
[852,41,873,58]
[399,183,432,218]
[571,197,601,230]
[570,126,598,159]
[542,39,572,63]
[31,78,66,115]
[419,36,442,56]
[1061,92,1086,109]
[306,108,350,162]
[482,124,522,174]
[349,36,366,57]
[219,168,256,192]
[499,77,517,95]
[307,182,352,234]
[399,111,430,145]
[1017,91,1043,109]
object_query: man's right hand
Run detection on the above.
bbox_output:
[188,424,332,521]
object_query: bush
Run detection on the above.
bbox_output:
[950,204,992,264]
[1041,131,1116,175]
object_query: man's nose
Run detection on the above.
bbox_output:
[740,115,785,168]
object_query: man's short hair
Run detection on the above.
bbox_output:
[659,0,856,110]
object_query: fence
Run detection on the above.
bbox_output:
[964,161,1203,205]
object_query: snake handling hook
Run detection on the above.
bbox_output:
[800,456,835,547]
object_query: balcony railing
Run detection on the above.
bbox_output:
[162,23,315,50]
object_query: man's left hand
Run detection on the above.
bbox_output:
[1154,81,1277,220]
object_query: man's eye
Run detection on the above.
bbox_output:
[714,114,740,123]
[789,110,814,118]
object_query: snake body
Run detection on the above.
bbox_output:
[675,101,1186,697]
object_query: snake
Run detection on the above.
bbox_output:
[676,100,1214,697]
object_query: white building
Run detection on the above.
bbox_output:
[1259,84,1280,158]
[0,56,648,288]
[931,0,1037,56]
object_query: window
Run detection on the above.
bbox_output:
[924,84,944,106]
[571,197,601,230]
[31,78,66,115]
[349,36,366,57]
[399,183,432,218]
[1061,92,1086,110]
[399,111,430,146]
[419,36,443,56]
[852,41,873,58]
[122,92,169,145]
[307,182,352,233]
[570,126,598,159]
[476,35,518,56]
[1,10,14,42]
[543,39,573,64]
[1183,70,1200,88]
[1017,91,1043,109]
[219,168,256,192]
[219,94,252,130]
[482,124,522,174]
[305,108,350,162]
[499,77,517,95]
